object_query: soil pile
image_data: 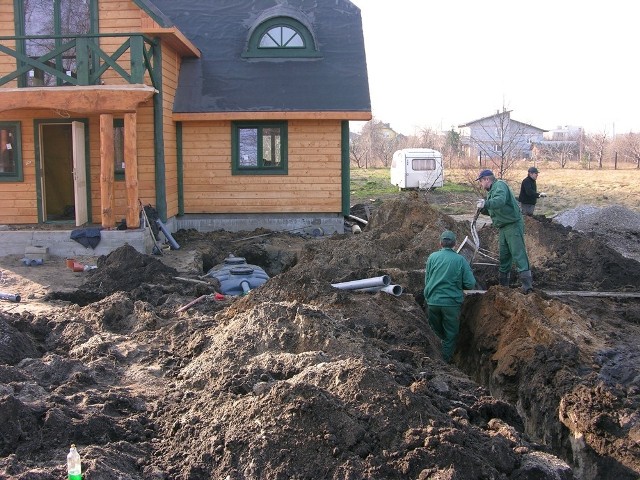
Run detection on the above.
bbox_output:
[1,197,639,479]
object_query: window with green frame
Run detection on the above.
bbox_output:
[243,17,321,59]
[113,119,125,180]
[232,122,288,175]
[0,122,23,181]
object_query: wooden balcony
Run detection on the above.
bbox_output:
[0,34,159,113]
[0,33,159,88]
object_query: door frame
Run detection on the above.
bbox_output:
[34,118,91,224]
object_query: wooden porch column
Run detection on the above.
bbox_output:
[124,112,140,228]
[99,114,115,228]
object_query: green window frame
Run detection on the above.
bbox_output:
[0,122,23,181]
[243,17,321,59]
[232,121,288,175]
[114,118,125,180]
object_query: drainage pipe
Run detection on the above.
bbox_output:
[0,292,21,303]
[240,280,251,294]
[155,219,180,250]
[331,275,390,291]
[354,284,403,296]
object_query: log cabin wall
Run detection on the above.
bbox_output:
[180,119,343,214]
[0,109,38,224]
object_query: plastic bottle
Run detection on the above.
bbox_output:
[67,444,82,480]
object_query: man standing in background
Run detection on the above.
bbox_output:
[518,167,546,216]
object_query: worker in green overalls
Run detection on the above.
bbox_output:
[424,230,477,363]
[476,169,533,293]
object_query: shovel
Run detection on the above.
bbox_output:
[456,207,481,265]
[470,207,481,249]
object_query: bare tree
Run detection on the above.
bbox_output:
[358,119,399,167]
[620,132,640,169]
[349,132,369,168]
[584,130,609,169]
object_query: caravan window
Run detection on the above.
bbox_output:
[412,158,436,171]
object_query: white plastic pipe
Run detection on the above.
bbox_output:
[354,284,403,296]
[331,275,390,290]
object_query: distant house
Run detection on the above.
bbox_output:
[531,125,582,163]
[457,110,545,161]
[0,0,371,238]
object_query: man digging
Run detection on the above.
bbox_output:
[476,169,534,293]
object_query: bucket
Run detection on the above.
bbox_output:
[66,258,76,269]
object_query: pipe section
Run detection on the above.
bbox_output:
[354,284,403,296]
[331,275,390,291]
[0,292,21,303]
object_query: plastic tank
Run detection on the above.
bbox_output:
[205,254,270,295]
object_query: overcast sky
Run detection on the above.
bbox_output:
[349,0,639,136]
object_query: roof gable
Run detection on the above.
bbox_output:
[459,111,545,132]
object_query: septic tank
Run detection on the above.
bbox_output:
[205,254,270,295]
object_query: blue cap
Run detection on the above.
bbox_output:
[476,169,494,180]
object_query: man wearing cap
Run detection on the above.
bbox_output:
[518,167,547,216]
[476,169,533,293]
[424,230,476,363]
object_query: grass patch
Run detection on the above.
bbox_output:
[350,168,398,199]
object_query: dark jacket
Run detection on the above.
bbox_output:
[519,175,539,205]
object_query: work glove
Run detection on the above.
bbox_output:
[476,199,485,209]
[539,192,547,197]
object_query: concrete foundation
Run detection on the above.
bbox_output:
[0,213,344,258]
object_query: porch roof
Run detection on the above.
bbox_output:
[0,85,157,114]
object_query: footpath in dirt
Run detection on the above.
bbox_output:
[0,196,639,480]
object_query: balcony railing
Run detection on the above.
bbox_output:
[0,33,159,88]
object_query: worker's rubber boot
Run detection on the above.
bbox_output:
[519,270,533,294]
[499,271,511,287]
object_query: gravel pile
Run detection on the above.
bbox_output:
[573,205,640,234]
[553,205,601,228]
[554,205,640,262]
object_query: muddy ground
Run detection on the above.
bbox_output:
[0,196,639,480]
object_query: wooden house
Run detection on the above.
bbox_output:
[0,0,371,251]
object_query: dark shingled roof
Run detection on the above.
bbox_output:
[146,0,371,114]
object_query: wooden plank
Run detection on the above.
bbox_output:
[173,111,372,121]
[100,114,115,228]
[544,290,640,298]
[0,86,156,114]
[464,290,640,298]
[124,112,140,228]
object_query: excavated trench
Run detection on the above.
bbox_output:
[181,208,640,479]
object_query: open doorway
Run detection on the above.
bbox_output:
[37,121,88,225]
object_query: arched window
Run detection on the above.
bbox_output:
[244,17,321,59]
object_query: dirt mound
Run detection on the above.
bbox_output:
[1,196,639,479]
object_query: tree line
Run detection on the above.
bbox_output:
[350,118,640,173]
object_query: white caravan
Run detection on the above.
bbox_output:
[390,148,444,190]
